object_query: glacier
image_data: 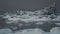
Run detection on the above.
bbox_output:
[0,3,60,34]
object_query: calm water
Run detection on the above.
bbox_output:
[0,27,60,34]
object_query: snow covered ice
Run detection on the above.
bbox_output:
[0,28,60,34]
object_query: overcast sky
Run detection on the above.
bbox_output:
[0,0,59,12]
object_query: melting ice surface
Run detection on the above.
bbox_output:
[0,27,60,34]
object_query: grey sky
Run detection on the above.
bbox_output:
[0,0,59,12]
